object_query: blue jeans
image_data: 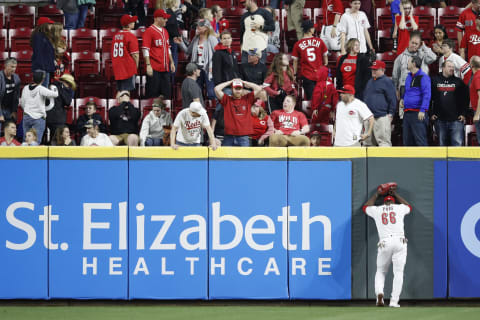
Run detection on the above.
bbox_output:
[223,135,250,146]
[41,72,50,88]
[23,114,45,144]
[269,0,281,8]
[434,119,464,146]
[402,111,428,146]
[77,5,89,29]
[170,42,178,85]
[64,12,79,30]
[197,69,215,100]
[145,137,163,146]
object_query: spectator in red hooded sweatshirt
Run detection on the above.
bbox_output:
[311,65,338,124]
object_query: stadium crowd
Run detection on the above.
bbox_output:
[0,0,479,147]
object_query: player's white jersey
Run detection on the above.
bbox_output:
[364,204,411,239]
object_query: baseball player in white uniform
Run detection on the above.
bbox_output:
[363,182,411,308]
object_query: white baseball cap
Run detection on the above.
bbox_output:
[189,101,207,116]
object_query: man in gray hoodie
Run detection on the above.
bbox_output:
[392,30,436,110]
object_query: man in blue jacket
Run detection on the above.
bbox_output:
[364,60,397,146]
[400,56,431,146]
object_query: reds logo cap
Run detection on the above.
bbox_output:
[370,60,386,70]
[337,84,355,95]
[154,9,171,19]
[121,15,138,27]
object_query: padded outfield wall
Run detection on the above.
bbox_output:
[0,147,479,299]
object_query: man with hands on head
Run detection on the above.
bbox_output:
[214,78,264,146]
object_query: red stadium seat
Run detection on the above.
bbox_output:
[374,0,387,7]
[131,27,146,50]
[0,51,8,68]
[0,6,4,29]
[69,28,98,52]
[71,51,100,76]
[10,50,33,83]
[418,27,434,41]
[76,74,108,98]
[37,4,64,24]
[376,51,396,76]
[376,7,393,31]
[377,28,393,52]
[9,27,33,52]
[206,0,231,7]
[8,5,35,29]
[102,52,114,80]
[98,5,124,29]
[309,123,333,146]
[0,29,6,52]
[313,8,324,31]
[99,28,120,54]
[301,100,313,118]
[465,125,478,146]
[413,6,435,30]
[76,97,108,122]
[438,6,465,29]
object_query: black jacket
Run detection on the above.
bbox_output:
[0,71,21,114]
[212,47,241,85]
[240,62,267,85]
[108,101,140,135]
[336,53,372,100]
[76,113,106,136]
[166,8,181,41]
[46,80,73,126]
[431,73,469,121]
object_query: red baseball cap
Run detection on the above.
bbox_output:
[384,195,395,203]
[37,17,55,26]
[254,99,265,109]
[370,60,386,70]
[154,9,171,19]
[121,14,138,26]
[337,84,355,95]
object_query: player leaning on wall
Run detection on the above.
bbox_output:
[363,182,412,308]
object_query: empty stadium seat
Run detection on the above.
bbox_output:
[131,27,146,49]
[8,5,35,29]
[10,50,33,82]
[99,28,120,54]
[465,125,478,146]
[414,6,436,30]
[438,6,464,29]
[98,5,124,29]
[9,27,33,52]
[69,29,98,52]
[37,4,64,24]
[206,0,231,7]
[76,73,108,98]
[76,97,108,122]
[0,6,4,29]
[313,8,324,31]
[376,7,393,31]
[102,52,114,80]
[376,51,396,76]
[301,100,313,118]
[72,51,100,76]
[377,28,393,52]
[0,29,6,52]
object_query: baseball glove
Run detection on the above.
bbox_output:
[377,182,398,195]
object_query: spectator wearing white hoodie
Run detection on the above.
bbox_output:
[139,98,172,146]
[20,70,59,144]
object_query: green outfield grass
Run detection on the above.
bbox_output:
[1,305,479,320]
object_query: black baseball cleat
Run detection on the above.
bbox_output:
[376,293,384,307]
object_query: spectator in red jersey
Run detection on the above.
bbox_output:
[250,99,273,146]
[311,65,338,124]
[336,38,372,100]
[0,121,20,146]
[263,53,297,111]
[108,91,141,146]
[269,95,310,146]
[112,15,140,92]
[292,20,329,100]
[187,19,218,100]
[142,9,176,99]
[461,15,480,62]
[213,30,241,86]
[392,0,418,55]
[214,78,264,146]
[320,0,344,51]
[30,17,55,87]
[457,0,480,49]
[470,55,480,144]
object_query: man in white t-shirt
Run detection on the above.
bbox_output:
[80,119,114,146]
[170,101,217,150]
[338,0,374,55]
[363,183,412,308]
[334,84,374,146]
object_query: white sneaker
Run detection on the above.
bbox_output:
[389,299,400,308]
[376,293,384,307]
